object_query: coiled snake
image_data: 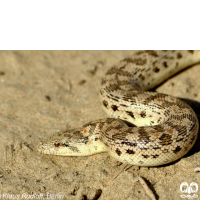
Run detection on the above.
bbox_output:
[38,50,200,166]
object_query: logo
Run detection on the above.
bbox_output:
[180,182,198,199]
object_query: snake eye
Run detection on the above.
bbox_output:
[54,141,60,147]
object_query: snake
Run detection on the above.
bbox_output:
[38,50,200,166]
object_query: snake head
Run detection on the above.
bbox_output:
[37,126,108,156]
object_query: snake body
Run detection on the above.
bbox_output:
[38,50,200,166]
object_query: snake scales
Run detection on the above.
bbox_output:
[38,50,200,166]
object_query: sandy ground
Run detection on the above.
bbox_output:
[0,50,200,200]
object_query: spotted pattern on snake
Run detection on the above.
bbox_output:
[38,50,200,166]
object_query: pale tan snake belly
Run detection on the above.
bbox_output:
[38,50,200,166]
